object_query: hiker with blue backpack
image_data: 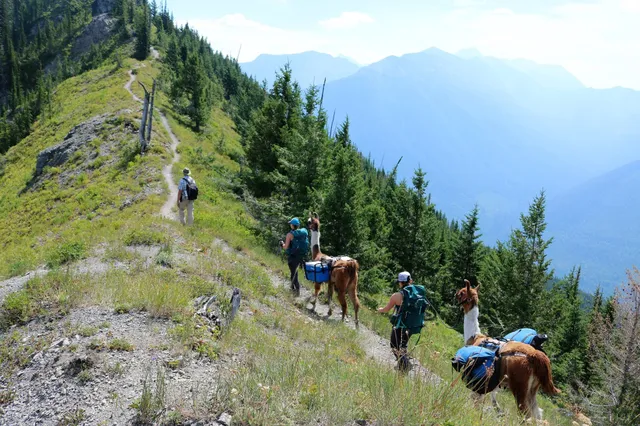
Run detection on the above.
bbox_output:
[280,217,309,296]
[378,271,428,372]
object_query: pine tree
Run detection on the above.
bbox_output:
[244,64,301,196]
[504,191,554,329]
[551,267,588,389]
[134,0,150,60]
[451,204,483,286]
[320,119,367,257]
[182,53,210,131]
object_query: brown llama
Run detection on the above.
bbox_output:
[455,279,561,420]
[309,246,360,326]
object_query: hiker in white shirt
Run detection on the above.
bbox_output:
[177,167,197,225]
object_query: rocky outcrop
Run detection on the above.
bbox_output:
[71,13,117,58]
[35,115,107,177]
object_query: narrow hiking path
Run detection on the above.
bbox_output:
[125,57,440,383]
[212,239,441,383]
[124,66,181,220]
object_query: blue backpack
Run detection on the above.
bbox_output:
[503,328,548,351]
[286,229,309,259]
[452,346,501,394]
[391,285,428,334]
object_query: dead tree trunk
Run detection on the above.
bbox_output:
[138,82,150,153]
[146,80,156,143]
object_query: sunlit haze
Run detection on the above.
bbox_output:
[166,0,640,90]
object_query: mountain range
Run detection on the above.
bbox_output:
[240,51,360,89]
[241,48,640,293]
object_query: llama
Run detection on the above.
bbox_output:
[455,279,560,420]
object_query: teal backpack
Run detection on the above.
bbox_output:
[392,284,428,333]
[287,228,309,259]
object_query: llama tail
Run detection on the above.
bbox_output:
[345,259,359,281]
[530,350,561,395]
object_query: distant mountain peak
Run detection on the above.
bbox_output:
[240,51,360,88]
[457,48,483,59]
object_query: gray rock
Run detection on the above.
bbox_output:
[71,14,117,58]
[217,412,232,426]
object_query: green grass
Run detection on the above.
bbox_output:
[108,338,134,352]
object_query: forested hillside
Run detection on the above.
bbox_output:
[0,0,638,424]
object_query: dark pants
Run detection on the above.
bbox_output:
[288,257,302,292]
[390,327,413,371]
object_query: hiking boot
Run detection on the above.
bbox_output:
[397,355,411,373]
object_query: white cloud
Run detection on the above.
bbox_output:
[178,14,326,62]
[178,1,640,89]
[319,12,375,30]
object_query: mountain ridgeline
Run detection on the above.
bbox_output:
[241,48,640,293]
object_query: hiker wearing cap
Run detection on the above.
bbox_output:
[280,217,309,295]
[378,271,428,372]
[177,167,198,225]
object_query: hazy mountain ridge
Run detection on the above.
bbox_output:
[240,51,360,88]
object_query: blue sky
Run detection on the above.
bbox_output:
[165,0,640,89]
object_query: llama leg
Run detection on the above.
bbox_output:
[491,389,501,411]
[312,282,321,306]
[337,290,348,322]
[347,282,360,328]
[327,282,333,317]
[527,380,542,421]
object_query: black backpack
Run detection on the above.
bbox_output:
[182,177,199,201]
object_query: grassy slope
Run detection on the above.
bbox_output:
[0,51,173,277]
[0,56,573,425]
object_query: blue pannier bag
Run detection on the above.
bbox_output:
[452,346,500,394]
[304,261,331,283]
[503,328,548,351]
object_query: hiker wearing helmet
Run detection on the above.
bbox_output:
[177,167,198,225]
[378,271,428,372]
[280,217,309,296]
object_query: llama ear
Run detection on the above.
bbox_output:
[475,282,481,291]
[464,279,471,292]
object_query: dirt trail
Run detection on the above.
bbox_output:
[124,65,180,221]
[212,239,440,383]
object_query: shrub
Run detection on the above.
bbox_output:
[108,338,134,352]
[77,369,93,384]
[123,229,166,246]
[1,290,34,327]
[45,241,86,268]
[78,326,99,337]
[154,244,174,268]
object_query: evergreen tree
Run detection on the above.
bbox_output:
[320,119,367,257]
[551,267,588,390]
[134,0,150,60]
[451,204,483,286]
[182,53,210,131]
[484,191,553,331]
[244,64,301,196]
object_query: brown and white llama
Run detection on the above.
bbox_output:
[310,248,361,326]
[455,279,561,420]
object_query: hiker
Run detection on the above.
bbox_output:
[177,167,198,225]
[309,212,320,259]
[280,217,309,295]
[378,271,428,372]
